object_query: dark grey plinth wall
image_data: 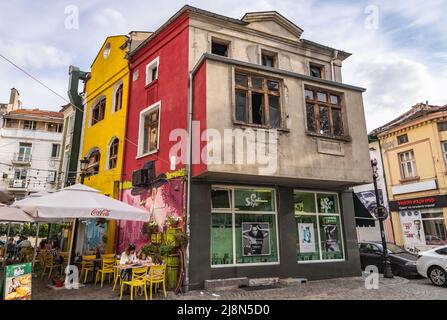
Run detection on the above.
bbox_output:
[188,181,362,290]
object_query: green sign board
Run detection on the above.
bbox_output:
[4,263,32,300]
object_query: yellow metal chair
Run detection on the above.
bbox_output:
[95,257,116,287]
[36,249,48,270]
[113,259,121,291]
[41,253,62,280]
[101,253,116,259]
[148,264,167,300]
[59,252,69,273]
[19,247,34,263]
[79,255,96,283]
[120,267,149,300]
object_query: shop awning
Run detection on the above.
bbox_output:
[353,193,376,227]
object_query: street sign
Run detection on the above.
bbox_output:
[373,206,389,220]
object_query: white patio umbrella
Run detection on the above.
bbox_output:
[13,184,150,271]
[14,184,149,222]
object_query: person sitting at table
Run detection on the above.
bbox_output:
[17,236,32,249]
[137,251,152,263]
[119,244,137,281]
[49,240,63,265]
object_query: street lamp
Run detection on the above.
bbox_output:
[370,155,394,279]
[79,157,89,185]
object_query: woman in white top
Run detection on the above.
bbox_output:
[120,244,138,282]
[120,244,138,265]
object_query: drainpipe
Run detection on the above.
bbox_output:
[184,55,206,292]
[330,50,339,82]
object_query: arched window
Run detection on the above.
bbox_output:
[86,148,101,176]
[91,97,106,126]
[114,83,123,112]
[108,138,119,170]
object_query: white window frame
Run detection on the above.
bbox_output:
[399,150,417,179]
[51,143,61,159]
[137,101,161,158]
[145,57,159,86]
[294,189,346,264]
[211,185,280,268]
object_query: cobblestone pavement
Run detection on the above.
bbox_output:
[32,275,447,300]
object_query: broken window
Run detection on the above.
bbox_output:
[262,51,277,68]
[305,87,344,137]
[310,63,324,79]
[212,39,229,57]
[234,71,283,129]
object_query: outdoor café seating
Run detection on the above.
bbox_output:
[41,253,62,280]
[119,266,149,301]
[80,255,96,283]
[148,264,167,300]
[94,257,116,287]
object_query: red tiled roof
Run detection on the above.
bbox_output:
[372,103,447,135]
[5,108,64,119]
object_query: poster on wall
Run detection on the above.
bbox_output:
[298,223,316,253]
[4,263,32,300]
[400,211,426,250]
[242,222,271,256]
[321,217,340,252]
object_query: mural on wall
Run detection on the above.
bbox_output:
[83,220,107,253]
[117,178,184,253]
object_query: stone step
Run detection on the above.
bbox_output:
[248,277,280,287]
[279,278,308,286]
[204,277,249,291]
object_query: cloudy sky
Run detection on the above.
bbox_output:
[0,0,446,131]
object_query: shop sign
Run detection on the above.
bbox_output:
[389,195,447,211]
[4,263,32,300]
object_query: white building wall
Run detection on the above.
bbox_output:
[0,127,62,197]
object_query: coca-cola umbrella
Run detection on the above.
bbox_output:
[13,184,150,270]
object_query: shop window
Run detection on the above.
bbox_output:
[294,191,345,262]
[235,72,282,129]
[211,187,279,267]
[397,134,409,145]
[421,212,447,245]
[138,102,160,157]
[305,87,344,137]
[398,150,417,179]
[91,97,106,126]
[211,39,229,57]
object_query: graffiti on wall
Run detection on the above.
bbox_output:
[117,178,184,253]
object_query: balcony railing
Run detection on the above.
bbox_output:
[12,153,32,163]
[8,179,27,189]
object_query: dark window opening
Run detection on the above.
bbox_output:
[310,64,323,79]
[251,93,264,125]
[262,52,277,68]
[212,40,229,57]
[397,134,409,145]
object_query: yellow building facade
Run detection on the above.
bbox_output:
[376,104,447,251]
[81,35,130,253]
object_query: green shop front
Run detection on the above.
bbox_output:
[188,182,362,289]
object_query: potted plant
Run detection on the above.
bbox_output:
[165,214,182,229]
[159,244,179,267]
[51,275,65,288]
[174,231,188,248]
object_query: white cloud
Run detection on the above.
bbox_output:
[92,8,127,30]
[0,40,72,70]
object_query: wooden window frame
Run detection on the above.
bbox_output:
[261,50,278,68]
[138,102,161,158]
[23,120,36,131]
[114,83,123,112]
[304,87,345,138]
[91,97,106,126]
[108,138,119,170]
[309,63,325,79]
[86,150,101,176]
[234,69,284,129]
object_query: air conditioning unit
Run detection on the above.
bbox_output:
[132,169,149,187]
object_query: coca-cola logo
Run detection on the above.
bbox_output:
[91,208,111,217]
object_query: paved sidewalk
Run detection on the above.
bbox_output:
[32,275,447,300]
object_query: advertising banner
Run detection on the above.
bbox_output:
[298,223,316,253]
[400,211,426,250]
[4,263,32,300]
[321,216,341,253]
[242,222,271,256]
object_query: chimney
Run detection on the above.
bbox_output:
[7,88,22,112]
